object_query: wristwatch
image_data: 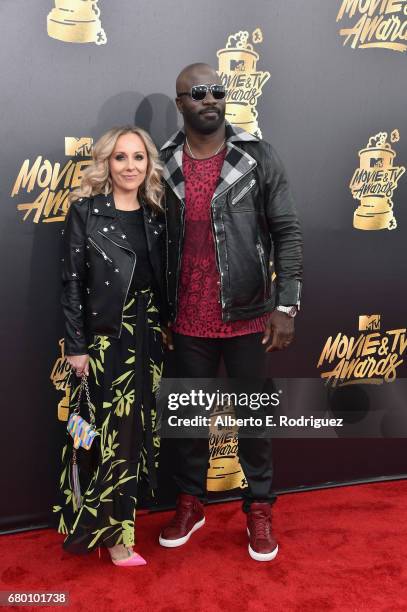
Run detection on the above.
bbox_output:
[276,305,297,318]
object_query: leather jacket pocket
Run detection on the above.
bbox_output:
[87,236,113,264]
[231,178,256,207]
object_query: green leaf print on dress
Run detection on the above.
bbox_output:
[53,289,163,554]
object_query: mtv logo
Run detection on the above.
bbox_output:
[359,315,381,331]
[370,158,384,168]
[65,137,93,157]
[230,59,245,72]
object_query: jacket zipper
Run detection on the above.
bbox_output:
[88,237,113,263]
[162,175,186,321]
[174,202,186,319]
[209,207,223,308]
[175,203,185,316]
[231,178,256,206]
[97,231,136,338]
[211,164,258,311]
[213,163,257,204]
[256,242,269,299]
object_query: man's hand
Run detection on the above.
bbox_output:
[66,354,90,377]
[162,324,174,350]
[262,310,295,352]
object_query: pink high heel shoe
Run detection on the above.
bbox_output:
[98,545,146,567]
[111,550,147,567]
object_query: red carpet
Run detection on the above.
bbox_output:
[1,481,407,611]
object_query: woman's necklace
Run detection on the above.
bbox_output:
[185,137,225,159]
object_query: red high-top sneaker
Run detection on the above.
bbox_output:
[247,502,278,561]
[159,493,205,548]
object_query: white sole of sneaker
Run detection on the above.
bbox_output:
[159,517,206,548]
[247,528,279,562]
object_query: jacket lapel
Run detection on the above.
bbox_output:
[212,143,257,200]
[90,194,131,252]
[90,193,116,218]
[90,194,163,257]
[142,206,164,252]
[161,131,185,202]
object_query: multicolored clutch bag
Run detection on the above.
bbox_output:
[66,373,99,509]
[67,413,98,450]
[66,374,99,450]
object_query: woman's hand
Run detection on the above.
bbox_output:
[66,354,90,377]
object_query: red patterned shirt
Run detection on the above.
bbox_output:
[172,148,269,338]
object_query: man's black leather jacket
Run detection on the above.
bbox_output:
[161,122,303,323]
[61,193,166,355]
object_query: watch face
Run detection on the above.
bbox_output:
[288,306,297,317]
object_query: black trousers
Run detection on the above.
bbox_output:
[170,332,276,512]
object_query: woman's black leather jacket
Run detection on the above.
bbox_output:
[61,193,166,355]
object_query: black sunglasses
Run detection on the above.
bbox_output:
[177,84,226,101]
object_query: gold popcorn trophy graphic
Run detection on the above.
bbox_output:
[350,131,405,231]
[47,0,107,45]
[217,29,270,138]
[207,404,247,492]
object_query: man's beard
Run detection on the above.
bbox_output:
[183,106,226,134]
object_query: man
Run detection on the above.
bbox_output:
[159,63,302,561]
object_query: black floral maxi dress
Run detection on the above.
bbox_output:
[53,208,163,554]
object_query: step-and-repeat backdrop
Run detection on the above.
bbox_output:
[1,0,407,530]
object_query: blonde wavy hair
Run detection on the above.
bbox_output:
[70,126,164,211]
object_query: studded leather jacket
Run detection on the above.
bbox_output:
[161,123,303,323]
[61,194,166,356]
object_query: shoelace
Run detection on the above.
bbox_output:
[168,501,193,529]
[251,512,272,539]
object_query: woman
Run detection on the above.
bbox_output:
[53,126,166,566]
